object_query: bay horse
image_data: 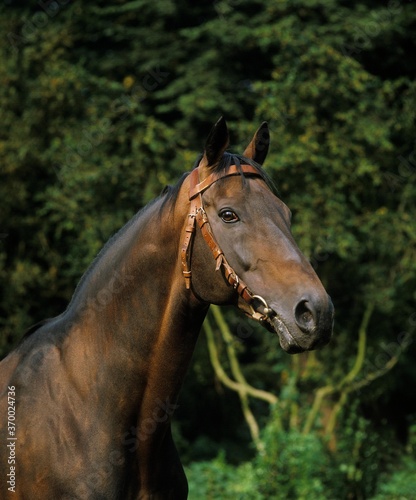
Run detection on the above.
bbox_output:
[0,118,333,499]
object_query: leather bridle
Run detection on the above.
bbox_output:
[181,164,275,324]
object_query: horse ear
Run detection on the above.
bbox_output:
[243,121,270,165]
[201,116,230,169]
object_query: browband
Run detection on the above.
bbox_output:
[189,164,261,200]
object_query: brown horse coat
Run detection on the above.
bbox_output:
[0,119,333,499]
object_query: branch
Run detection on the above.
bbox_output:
[304,303,374,435]
[344,352,401,394]
[302,385,334,435]
[204,315,263,451]
[339,303,374,387]
[210,305,278,405]
[204,315,244,394]
[204,306,280,451]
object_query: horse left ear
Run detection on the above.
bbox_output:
[243,122,270,165]
[200,116,230,169]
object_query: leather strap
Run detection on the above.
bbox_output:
[189,164,261,200]
[181,198,198,290]
[182,164,263,305]
[195,208,254,304]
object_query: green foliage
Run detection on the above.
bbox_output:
[334,404,388,499]
[187,405,394,500]
[371,422,416,499]
[372,457,416,500]
[254,424,330,499]
[253,404,387,499]
[186,453,259,500]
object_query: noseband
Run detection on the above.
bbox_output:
[181,164,274,324]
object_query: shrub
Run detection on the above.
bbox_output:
[254,426,331,499]
[186,453,260,500]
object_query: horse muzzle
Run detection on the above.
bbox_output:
[263,294,334,354]
[252,296,334,354]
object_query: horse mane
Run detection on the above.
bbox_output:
[18,200,162,343]
[19,152,275,342]
[20,318,54,341]
[66,199,163,309]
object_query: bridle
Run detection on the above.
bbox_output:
[181,164,275,325]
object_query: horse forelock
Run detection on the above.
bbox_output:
[160,151,277,214]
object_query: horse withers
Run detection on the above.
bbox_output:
[0,118,333,499]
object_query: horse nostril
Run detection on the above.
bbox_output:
[294,299,316,333]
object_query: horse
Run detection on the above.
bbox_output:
[0,118,334,499]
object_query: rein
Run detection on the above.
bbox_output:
[181,164,275,324]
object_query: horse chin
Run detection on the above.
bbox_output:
[239,298,331,354]
[266,315,304,354]
[265,314,331,354]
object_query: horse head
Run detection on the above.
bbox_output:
[186,117,334,353]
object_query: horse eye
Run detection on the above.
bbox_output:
[219,209,240,223]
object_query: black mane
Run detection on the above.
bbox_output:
[20,152,275,341]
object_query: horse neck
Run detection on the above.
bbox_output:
[62,181,207,416]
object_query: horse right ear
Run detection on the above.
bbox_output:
[200,116,230,169]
